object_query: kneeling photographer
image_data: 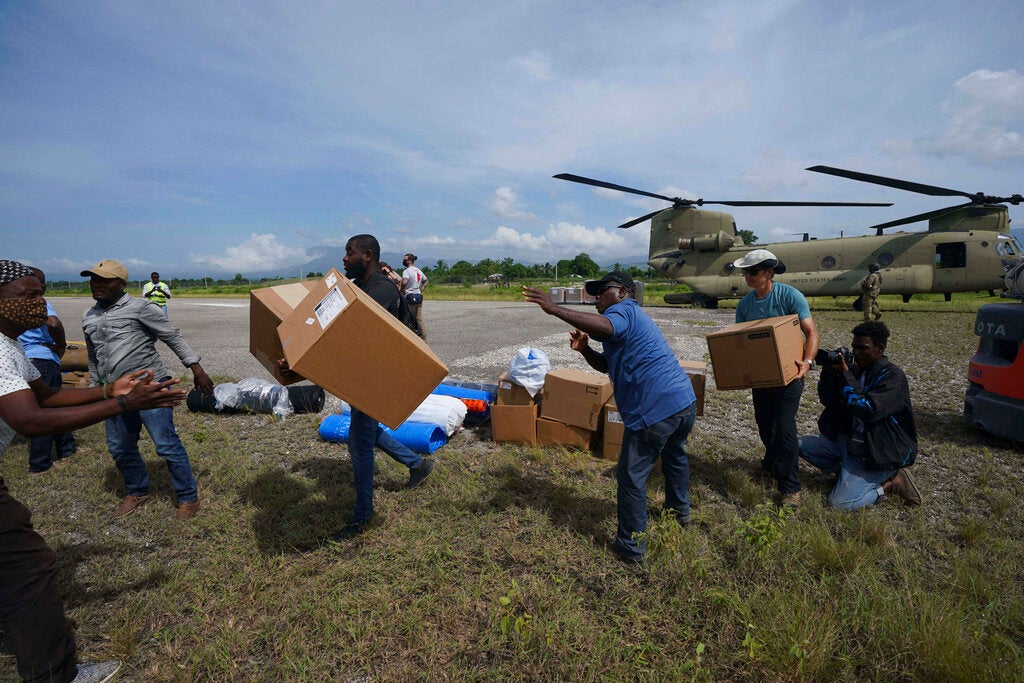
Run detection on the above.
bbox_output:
[798,321,922,510]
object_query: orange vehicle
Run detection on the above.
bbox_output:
[964,263,1024,441]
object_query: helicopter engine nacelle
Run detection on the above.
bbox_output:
[678,231,735,253]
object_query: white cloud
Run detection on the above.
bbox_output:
[889,69,1024,163]
[491,186,537,221]
[190,234,311,273]
[514,50,553,81]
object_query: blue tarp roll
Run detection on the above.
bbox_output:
[318,413,448,454]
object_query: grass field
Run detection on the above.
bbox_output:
[2,307,1022,681]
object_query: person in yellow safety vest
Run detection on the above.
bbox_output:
[142,271,171,316]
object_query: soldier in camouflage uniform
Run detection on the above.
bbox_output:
[860,263,882,322]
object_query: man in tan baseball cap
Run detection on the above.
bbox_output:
[80,258,214,521]
[80,258,128,282]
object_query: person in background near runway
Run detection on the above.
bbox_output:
[523,271,698,564]
[799,321,921,509]
[860,263,882,322]
[0,259,187,683]
[142,271,171,316]
[401,253,427,340]
[81,259,213,521]
[379,261,402,288]
[733,249,819,508]
[18,266,77,474]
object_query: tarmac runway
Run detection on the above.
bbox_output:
[49,296,733,387]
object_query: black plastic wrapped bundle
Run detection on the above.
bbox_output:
[186,384,325,414]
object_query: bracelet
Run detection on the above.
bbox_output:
[116,395,130,414]
[102,384,109,399]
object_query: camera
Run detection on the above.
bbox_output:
[815,346,855,368]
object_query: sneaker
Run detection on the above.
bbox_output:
[888,468,922,507]
[72,660,122,683]
[113,494,151,518]
[330,520,367,542]
[173,499,200,521]
[406,459,435,489]
[780,491,802,509]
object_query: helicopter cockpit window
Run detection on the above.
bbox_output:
[878,252,895,267]
[820,256,836,269]
[724,263,736,275]
[996,239,1020,256]
[935,242,966,269]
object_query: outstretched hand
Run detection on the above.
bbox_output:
[522,285,557,314]
[121,372,187,411]
[569,329,590,352]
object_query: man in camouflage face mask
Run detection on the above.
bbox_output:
[0,261,48,331]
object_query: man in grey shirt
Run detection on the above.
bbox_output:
[81,259,214,520]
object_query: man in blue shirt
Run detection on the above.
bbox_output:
[733,249,819,507]
[524,271,697,563]
[17,267,77,473]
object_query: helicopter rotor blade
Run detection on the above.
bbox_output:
[704,200,892,207]
[554,173,680,203]
[617,209,664,229]
[867,201,976,232]
[806,165,972,199]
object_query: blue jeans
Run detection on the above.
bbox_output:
[28,359,76,472]
[105,406,198,503]
[348,407,423,523]
[798,433,895,510]
[614,404,697,560]
[751,379,804,494]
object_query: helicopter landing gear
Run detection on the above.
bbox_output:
[691,294,719,309]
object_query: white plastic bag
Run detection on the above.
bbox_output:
[338,395,467,436]
[214,378,294,419]
[508,347,550,397]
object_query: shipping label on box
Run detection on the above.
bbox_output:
[540,368,613,430]
[277,269,449,429]
[491,403,539,445]
[250,280,319,385]
[705,314,804,390]
[678,359,707,416]
[536,417,597,450]
[496,371,539,406]
[601,398,625,460]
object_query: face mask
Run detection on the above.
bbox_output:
[0,297,48,332]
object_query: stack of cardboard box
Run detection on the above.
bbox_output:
[61,340,90,388]
[598,360,708,461]
[490,372,541,445]
[537,369,612,450]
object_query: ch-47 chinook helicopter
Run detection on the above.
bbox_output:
[554,167,1024,308]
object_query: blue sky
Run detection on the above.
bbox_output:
[2,0,1022,278]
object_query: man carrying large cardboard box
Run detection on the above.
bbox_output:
[732,249,819,508]
[282,235,434,541]
[523,272,698,564]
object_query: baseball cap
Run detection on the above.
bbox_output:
[80,259,129,282]
[732,248,787,275]
[585,270,636,296]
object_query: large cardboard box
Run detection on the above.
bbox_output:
[491,403,539,445]
[536,417,597,450]
[61,370,90,388]
[61,341,89,371]
[250,280,319,385]
[706,315,804,390]
[601,398,625,460]
[540,368,613,430]
[277,270,449,428]
[678,360,707,416]
[496,371,539,406]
